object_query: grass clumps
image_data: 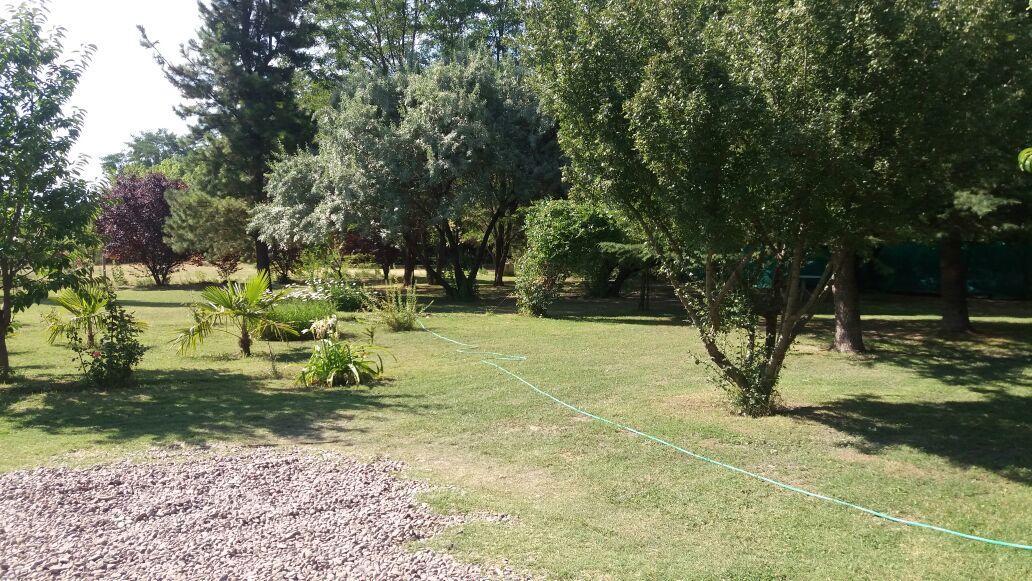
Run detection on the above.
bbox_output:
[264,299,337,340]
[366,285,429,332]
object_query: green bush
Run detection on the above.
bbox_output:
[297,339,385,388]
[263,299,336,340]
[366,285,428,331]
[515,200,634,315]
[65,300,147,388]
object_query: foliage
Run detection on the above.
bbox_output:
[1020,148,1032,174]
[65,300,147,389]
[530,0,961,414]
[256,55,561,300]
[100,129,189,176]
[515,200,635,315]
[97,172,187,286]
[43,282,112,348]
[0,2,98,379]
[164,191,253,281]
[141,0,317,273]
[366,284,428,331]
[264,299,337,340]
[173,272,297,357]
[296,339,385,388]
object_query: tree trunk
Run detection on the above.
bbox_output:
[239,323,252,357]
[0,331,8,381]
[940,231,972,333]
[492,221,510,286]
[0,279,11,380]
[832,247,865,354]
[255,237,271,276]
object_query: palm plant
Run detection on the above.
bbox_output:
[173,272,297,357]
[44,283,112,348]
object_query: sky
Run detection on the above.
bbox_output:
[42,0,202,182]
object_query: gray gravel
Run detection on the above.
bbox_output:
[0,448,516,580]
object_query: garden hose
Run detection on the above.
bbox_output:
[418,319,1032,551]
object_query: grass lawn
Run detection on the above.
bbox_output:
[2,266,1030,578]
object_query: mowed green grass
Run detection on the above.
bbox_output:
[1,266,1030,579]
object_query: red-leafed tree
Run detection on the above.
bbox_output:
[97,173,187,286]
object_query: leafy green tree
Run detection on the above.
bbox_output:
[165,191,253,281]
[257,56,560,298]
[528,0,942,414]
[141,0,317,274]
[100,129,189,176]
[895,0,1031,333]
[0,3,97,379]
[173,271,296,357]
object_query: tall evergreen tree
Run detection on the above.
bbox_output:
[141,0,317,273]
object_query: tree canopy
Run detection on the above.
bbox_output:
[141,0,317,273]
[0,2,97,378]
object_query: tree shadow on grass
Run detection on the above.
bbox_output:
[803,317,1032,388]
[788,388,1032,484]
[0,368,430,446]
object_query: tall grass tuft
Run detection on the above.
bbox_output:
[366,285,429,332]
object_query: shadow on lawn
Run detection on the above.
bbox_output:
[804,317,1032,388]
[789,387,1032,484]
[0,368,428,445]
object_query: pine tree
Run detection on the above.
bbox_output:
[141,0,317,274]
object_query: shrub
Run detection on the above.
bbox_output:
[366,285,429,332]
[514,254,565,317]
[297,339,385,388]
[515,200,636,316]
[65,300,147,388]
[263,299,336,340]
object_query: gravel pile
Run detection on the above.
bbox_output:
[0,448,516,580]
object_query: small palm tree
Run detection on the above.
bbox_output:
[44,283,112,348]
[173,271,297,357]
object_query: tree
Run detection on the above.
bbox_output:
[896,0,1031,333]
[528,0,944,415]
[97,173,187,286]
[101,129,189,176]
[0,3,97,379]
[173,271,296,357]
[165,191,253,281]
[256,56,561,299]
[141,0,317,274]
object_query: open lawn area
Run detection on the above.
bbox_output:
[2,269,1030,579]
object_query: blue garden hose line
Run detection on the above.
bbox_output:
[418,319,1032,551]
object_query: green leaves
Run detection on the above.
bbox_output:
[297,339,386,388]
[1,3,97,375]
[1020,148,1032,174]
[173,271,298,356]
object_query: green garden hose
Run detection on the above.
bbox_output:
[419,320,1032,551]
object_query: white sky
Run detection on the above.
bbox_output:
[43,0,201,182]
